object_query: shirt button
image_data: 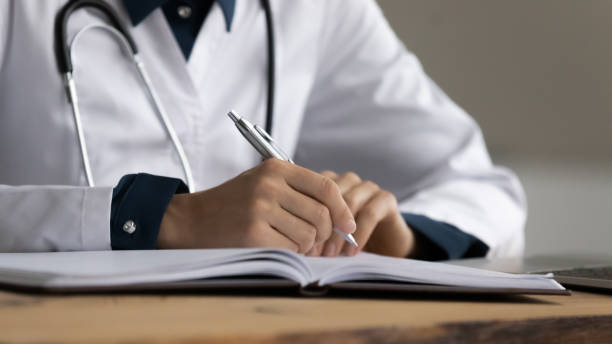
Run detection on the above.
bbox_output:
[177,5,192,19]
[123,220,137,234]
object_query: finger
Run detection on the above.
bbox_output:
[334,172,362,194]
[268,207,318,254]
[323,180,379,256]
[307,242,324,257]
[322,231,347,257]
[250,224,300,252]
[320,170,338,179]
[342,191,394,256]
[318,172,363,255]
[284,165,356,235]
[343,180,380,214]
[278,187,333,244]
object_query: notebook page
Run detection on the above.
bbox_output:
[47,260,309,287]
[305,253,564,290]
[0,248,312,288]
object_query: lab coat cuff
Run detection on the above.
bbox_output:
[110,173,188,250]
[402,213,489,260]
[82,187,114,250]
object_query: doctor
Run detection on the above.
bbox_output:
[0,0,525,258]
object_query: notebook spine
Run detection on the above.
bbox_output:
[299,282,329,296]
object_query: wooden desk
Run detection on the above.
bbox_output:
[2,290,612,343]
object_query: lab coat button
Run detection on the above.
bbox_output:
[177,5,192,19]
[123,220,137,234]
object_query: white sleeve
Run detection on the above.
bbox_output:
[0,2,112,252]
[0,185,113,252]
[294,0,526,257]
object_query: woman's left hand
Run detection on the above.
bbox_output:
[307,171,416,258]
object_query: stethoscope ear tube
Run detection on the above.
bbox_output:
[260,0,275,134]
[54,0,138,74]
[55,0,195,191]
[55,0,276,192]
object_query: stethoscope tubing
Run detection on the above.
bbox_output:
[66,23,195,192]
[55,0,275,192]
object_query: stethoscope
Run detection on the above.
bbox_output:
[55,0,276,193]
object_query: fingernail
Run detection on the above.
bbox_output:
[347,220,356,233]
[323,243,336,257]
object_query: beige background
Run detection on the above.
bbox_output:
[378,0,612,256]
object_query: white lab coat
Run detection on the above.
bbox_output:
[0,0,526,256]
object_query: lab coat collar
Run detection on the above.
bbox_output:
[122,0,235,31]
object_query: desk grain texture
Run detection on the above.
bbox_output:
[1,290,612,343]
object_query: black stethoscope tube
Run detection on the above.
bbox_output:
[260,0,275,133]
[55,0,276,132]
[55,0,138,74]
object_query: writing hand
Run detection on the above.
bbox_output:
[157,159,356,253]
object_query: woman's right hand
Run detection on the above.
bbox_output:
[157,159,356,253]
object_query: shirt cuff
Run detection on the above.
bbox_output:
[110,173,188,250]
[402,213,489,260]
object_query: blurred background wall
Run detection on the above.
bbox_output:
[377,0,612,256]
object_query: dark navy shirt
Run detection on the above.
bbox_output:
[123,0,235,58]
[111,0,488,260]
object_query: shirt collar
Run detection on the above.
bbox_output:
[122,0,236,32]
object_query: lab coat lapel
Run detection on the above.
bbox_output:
[127,8,204,146]
[108,1,267,190]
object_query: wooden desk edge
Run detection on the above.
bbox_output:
[220,314,612,344]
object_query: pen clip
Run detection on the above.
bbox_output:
[254,125,294,163]
[254,124,274,142]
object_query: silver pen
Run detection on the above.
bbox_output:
[228,110,358,248]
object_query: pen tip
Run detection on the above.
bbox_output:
[347,234,359,247]
[227,111,240,122]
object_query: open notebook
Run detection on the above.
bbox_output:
[0,249,568,295]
